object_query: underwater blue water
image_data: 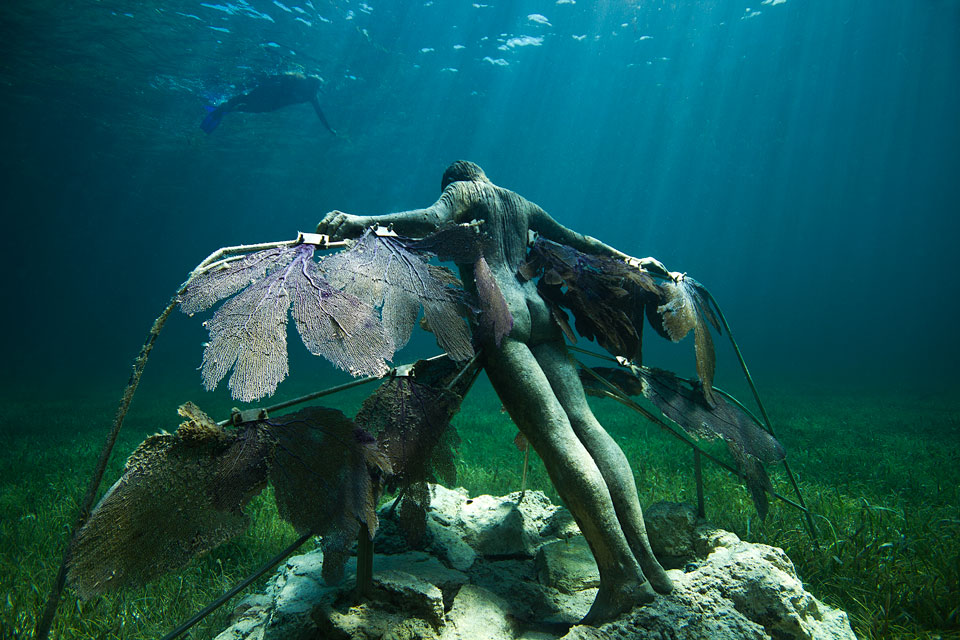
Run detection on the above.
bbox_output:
[0,0,958,404]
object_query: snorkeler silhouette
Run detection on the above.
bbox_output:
[200,72,336,135]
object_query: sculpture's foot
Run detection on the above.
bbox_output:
[642,559,675,595]
[579,579,656,626]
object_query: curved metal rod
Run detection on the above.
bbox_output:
[190,233,348,276]
[35,293,181,640]
[698,286,819,545]
[217,375,383,427]
[576,361,807,513]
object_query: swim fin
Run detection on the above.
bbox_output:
[200,106,223,134]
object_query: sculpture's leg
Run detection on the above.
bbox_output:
[484,338,655,624]
[532,341,674,595]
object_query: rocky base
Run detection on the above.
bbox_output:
[214,485,856,640]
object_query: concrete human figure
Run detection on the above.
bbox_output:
[317,160,675,623]
[201,72,336,135]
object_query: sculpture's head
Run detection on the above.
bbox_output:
[441,160,489,191]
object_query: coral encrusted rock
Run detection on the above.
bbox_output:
[215,486,856,640]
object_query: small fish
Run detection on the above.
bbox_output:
[527,13,551,26]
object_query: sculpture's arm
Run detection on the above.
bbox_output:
[529,206,631,260]
[528,206,681,279]
[317,187,462,240]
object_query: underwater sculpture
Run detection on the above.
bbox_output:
[37,161,811,639]
[317,160,677,621]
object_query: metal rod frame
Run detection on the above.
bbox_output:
[694,450,705,518]
[568,339,818,539]
[159,531,315,640]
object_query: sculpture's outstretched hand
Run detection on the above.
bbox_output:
[317,210,365,240]
[626,256,685,283]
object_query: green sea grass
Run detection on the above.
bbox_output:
[1,382,957,639]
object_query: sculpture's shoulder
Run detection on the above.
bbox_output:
[440,180,496,220]
[440,181,538,235]
[464,181,537,210]
[442,179,488,202]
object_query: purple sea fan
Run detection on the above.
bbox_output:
[179,244,392,402]
[474,255,513,347]
[322,229,474,361]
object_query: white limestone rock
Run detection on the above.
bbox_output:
[644,500,742,567]
[351,550,470,607]
[535,537,600,594]
[560,528,856,640]
[426,485,563,569]
[439,584,518,640]
[215,487,856,640]
[211,549,338,640]
[643,501,699,567]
